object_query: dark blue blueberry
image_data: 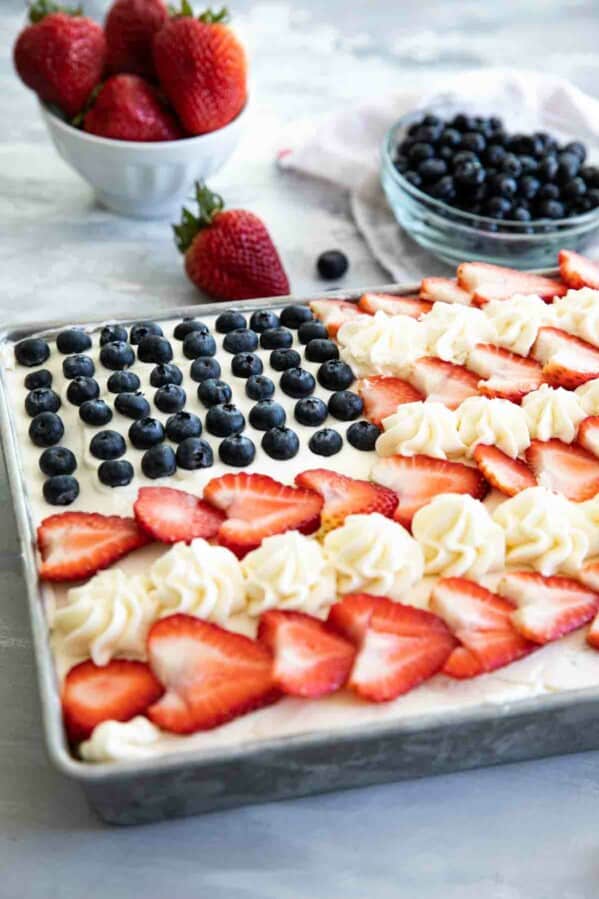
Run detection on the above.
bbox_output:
[15,338,50,367]
[439,127,461,148]
[488,173,517,198]
[246,374,275,401]
[297,320,328,344]
[305,338,339,363]
[564,141,586,163]
[107,370,141,393]
[347,420,380,451]
[183,330,217,359]
[249,400,286,431]
[557,152,580,183]
[130,321,163,345]
[430,176,456,202]
[190,357,221,382]
[404,170,422,188]
[43,475,79,506]
[460,131,486,154]
[249,310,280,332]
[115,392,151,420]
[56,328,91,354]
[25,388,61,417]
[562,177,587,202]
[581,165,599,188]
[79,399,113,426]
[280,305,314,328]
[29,412,64,447]
[206,404,245,437]
[137,335,173,363]
[537,199,565,219]
[173,318,209,340]
[141,444,176,479]
[100,324,128,345]
[512,206,532,223]
[270,348,301,371]
[538,183,560,201]
[100,340,135,371]
[280,368,316,399]
[407,142,434,164]
[223,329,258,353]
[328,390,363,421]
[309,428,343,457]
[165,411,202,443]
[485,143,507,167]
[215,311,247,333]
[518,155,538,175]
[452,149,480,168]
[519,175,541,200]
[24,369,52,390]
[176,437,214,470]
[219,435,256,467]
[98,459,134,487]
[294,396,328,426]
[317,360,354,391]
[66,377,100,406]
[129,417,165,449]
[260,328,293,350]
[538,155,559,181]
[418,158,448,182]
[154,384,186,413]
[316,250,349,281]
[39,446,77,477]
[261,426,300,460]
[62,355,94,379]
[150,363,183,388]
[454,160,485,187]
[231,352,263,378]
[197,379,232,408]
[501,154,522,178]
[89,430,126,461]
[485,196,513,219]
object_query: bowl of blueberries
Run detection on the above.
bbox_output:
[381,107,599,268]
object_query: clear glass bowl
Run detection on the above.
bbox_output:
[381,110,599,269]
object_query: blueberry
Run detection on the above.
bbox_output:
[249,400,286,430]
[129,417,165,449]
[518,155,538,175]
[183,331,217,359]
[538,155,559,181]
[130,321,163,345]
[454,160,485,187]
[430,176,456,201]
[176,437,214,470]
[394,155,409,174]
[215,311,247,333]
[564,141,586,163]
[98,459,134,487]
[512,206,532,222]
[100,340,135,371]
[63,355,94,379]
[231,352,263,378]
[305,338,339,363]
[328,390,363,421]
[439,127,461,148]
[223,329,258,353]
[452,150,480,168]
[24,369,52,390]
[25,388,61,417]
[250,310,280,332]
[262,426,300,460]
[316,251,349,281]
[197,378,232,407]
[115,392,151,420]
[452,113,476,132]
[485,144,507,167]
[537,199,565,219]
[562,177,587,202]
[270,348,301,371]
[137,335,173,364]
[150,363,183,388]
[419,157,449,182]
[488,174,517,197]
[294,396,327,426]
[29,412,64,446]
[79,399,113,426]
[219,435,256,467]
[56,328,91,354]
[15,338,50,367]
[39,446,77,477]
[100,324,128,345]
[206,404,245,437]
[297,320,328,345]
[43,475,79,506]
[538,183,560,201]
[519,175,541,200]
[154,384,186,413]
[66,376,100,406]
[90,430,126,460]
[190,357,221,382]
[317,359,354,391]
[581,165,599,188]
[404,170,422,188]
[309,428,342,457]
[407,142,434,164]
[460,132,486,154]
[173,318,209,340]
[141,445,176,479]
[413,122,443,142]
[506,133,537,156]
[246,374,275,401]
[347,420,381,450]
[260,328,293,350]
[107,371,140,393]
[165,411,202,443]
[485,196,513,219]
[557,152,580,183]
[280,367,316,398]
[501,154,522,177]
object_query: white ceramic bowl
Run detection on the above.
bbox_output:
[39,102,247,219]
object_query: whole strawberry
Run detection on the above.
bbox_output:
[153,4,247,136]
[84,74,183,142]
[174,183,290,300]
[13,0,106,118]
[105,0,167,79]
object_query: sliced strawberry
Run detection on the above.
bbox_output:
[295,469,397,535]
[473,445,537,497]
[370,454,489,529]
[37,512,149,582]
[443,645,483,679]
[309,299,366,336]
[559,249,599,290]
[419,277,472,305]
[357,375,423,427]
[467,343,544,400]
[358,292,432,318]
[578,416,599,457]
[532,327,599,389]
[203,472,323,557]
[258,610,355,698]
[327,593,394,645]
[349,601,456,702]
[409,356,480,409]
[580,559,599,593]
[430,578,534,675]
[498,571,599,644]
[525,438,599,501]
[457,261,566,305]
[134,486,225,544]
[62,659,164,743]
[147,614,278,734]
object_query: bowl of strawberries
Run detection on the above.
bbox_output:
[13,0,248,218]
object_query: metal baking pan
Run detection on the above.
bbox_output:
[4,274,599,827]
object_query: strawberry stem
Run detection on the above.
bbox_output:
[28,0,82,23]
[173,182,225,253]
[167,0,229,22]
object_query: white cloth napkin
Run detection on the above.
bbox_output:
[278,67,599,281]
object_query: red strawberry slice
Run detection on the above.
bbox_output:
[467,343,544,401]
[525,438,599,501]
[327,593,394,645]
[457,262,566,305]
[430,578,534,675]
[203,472,323,557]
[499,571,599,644]
[37,512,150,582]
[62,659,164,743]
[134,486,225,544]
[409,356,480,409]
[578,417,599,457]
[532,327,599,389]
[443,645,483,679]
[348,600,456,702]
[419,277,472,305]
[358,292,432,318]
[309,299,366,336]
[357,375,423,428]
[258,610,355,698]
[559,249,599,290]
[473,445,537,497]
[295,469,397,535]
[370,454,489,529]
[147,614,278,734]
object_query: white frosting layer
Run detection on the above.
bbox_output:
[575,378,599,415]
[337,310,428,377]
[550,288,599,346]
[79,716,162,762]
[522,383,587,443]
[423,302,496,364]
[456,395,530,459]
[483,294,551,356]
[376,402,464,459]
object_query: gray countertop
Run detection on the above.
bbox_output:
[2,1,599,896]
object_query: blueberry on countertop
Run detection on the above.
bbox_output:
[137,335,173,364]
[347,420,380,451]
[280,367,316,399]
[223,329,258,354]
[317,250,349,281]
[249,310,280,333]
[130,321,163,345]
[165,411,202,443]
[328,390,364,421]
[66,376,100,406]
[262,426,300,460]
[150,362,183,388]
[249,400,286,431]
[260,328,293,350]
[63,354,95,379]
[115,392,151,420]
[197,378,232,408]
[176,437,214,470]
[279,305,314,329]
[89,430,126,461]
[183,330,217,359]
[206,403,245,437]
[309,428,343,456]
[270,348,301,371]
[39,446,77,477]
[294,396,328,427]
[100,324,128,345]
[219,435,256,467]
[100,340,135,371]
[24,369,52,390]
[317,359,354,391]
[98,459,134,487]
[25,388,61,417]
[29,412,64,447]
[107,370,141,393]
[79,398,113,426]
[231,352,263,378]
[298,320,328,344]
[245,374,275,401]
[15,337,50,367]
[43,475,79,506]
[190,357,221,382]
[215,311,247,333]
[154,384,186,414]
[305,338,339,363]
[173,318,209,340]
[56,328,91,354]
[141,444,176,479]
[129,417,165,449]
